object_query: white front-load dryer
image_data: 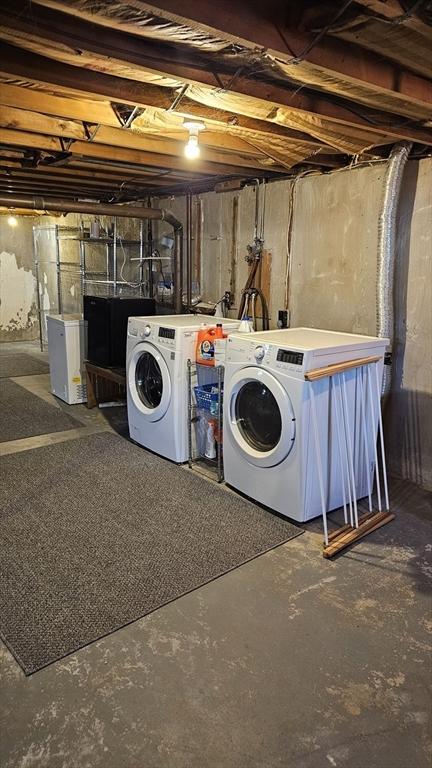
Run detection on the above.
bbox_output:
[223,328,388,522]
[127,314,240,462]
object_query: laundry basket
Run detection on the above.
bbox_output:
[194,383,222,413]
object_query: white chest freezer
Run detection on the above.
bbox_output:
[47,314,88,404]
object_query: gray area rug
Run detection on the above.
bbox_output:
[0,432,301,674]
[0,353,49,378]
[0,379,80,443]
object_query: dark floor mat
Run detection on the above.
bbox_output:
[0,353,49,378]
[0,432,302,674]
[0,379,81,443]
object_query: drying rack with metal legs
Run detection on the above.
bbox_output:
[306,355,394,558]
[187,359,224,483]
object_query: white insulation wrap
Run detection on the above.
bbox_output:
[377,141,412,396]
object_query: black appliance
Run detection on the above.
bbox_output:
[84,295,156,367]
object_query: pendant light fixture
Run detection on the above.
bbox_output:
[183,120,205,159]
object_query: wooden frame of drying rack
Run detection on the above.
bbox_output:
[305,355,394,558]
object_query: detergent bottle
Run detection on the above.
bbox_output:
[196,325,217,366]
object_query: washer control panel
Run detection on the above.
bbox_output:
[159,327,176,340]
[254,345,266,361]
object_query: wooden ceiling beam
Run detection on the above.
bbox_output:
[31,0,432,107]
[0,105,287,174]
[0,3,430,141]
[353,0,432,37]
[0,58,330,151]
[0,84,275,157]
[1,49,430,154]
[0,128,274,179]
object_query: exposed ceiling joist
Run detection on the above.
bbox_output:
[0,128,277,180]
[0,82,334,157]
[0,104,289,175]
[1,48,430,156]
[0,2,430,145]
[30,0,432,106]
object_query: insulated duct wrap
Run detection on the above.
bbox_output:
[377,141,412,396]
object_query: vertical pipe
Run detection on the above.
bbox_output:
[186,193,193,311]
[217,363,223,483]
[32,226,43,351]
[146,197,154,299]
[230,195,238,303]
[34,258,44,352]
[139,219,144,297]
[55,223,62,314]
[105,243,110,295]
[113,217,117,295]
[79,238,85,313]
[376,141,411,396]
[81,221,87,302]
[174,229,183,314]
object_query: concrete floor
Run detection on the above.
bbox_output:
[1,343,431,768]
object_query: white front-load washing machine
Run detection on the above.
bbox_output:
[223,328,388,522]
[127,314,240,462]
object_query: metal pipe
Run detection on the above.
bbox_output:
[376,141,411,396]
[186,193,193,311]
[0,193,184,313]
[113,216,117,295]
[54,223,62,314]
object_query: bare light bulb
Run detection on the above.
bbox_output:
[7,215,18,227]
[184,134,200,160]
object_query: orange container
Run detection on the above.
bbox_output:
[215,323,225,339]
[196,326,217,366]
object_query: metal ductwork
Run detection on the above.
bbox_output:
[376,142,412,397]
[0,194,184,314]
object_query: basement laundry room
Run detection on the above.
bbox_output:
[0,2,431,767]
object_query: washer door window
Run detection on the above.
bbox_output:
[228,367,295,467]
[136,352,163,409]
[128,342,171,422]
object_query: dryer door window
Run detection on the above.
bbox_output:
[227,367,295,468]
[135,352,162,409]
[235,381,282,452]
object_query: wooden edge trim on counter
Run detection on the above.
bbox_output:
[305,355,381,382]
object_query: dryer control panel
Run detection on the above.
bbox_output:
[226,337,306,378]
[276,349,304,366]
